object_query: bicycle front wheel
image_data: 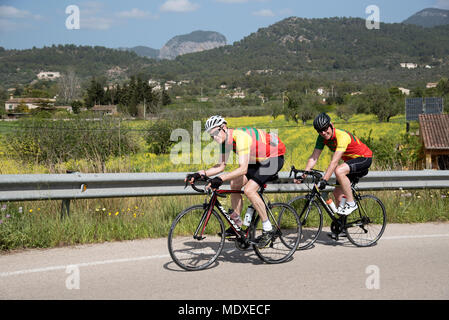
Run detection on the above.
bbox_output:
[168,205,225,271]
[253,203,301,264]
[288,196,323,250]
[345,195,387,247]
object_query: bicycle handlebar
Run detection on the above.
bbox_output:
[185,174,211,194]
[289,165,324,182]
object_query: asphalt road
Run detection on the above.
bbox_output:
[1,222,449,300]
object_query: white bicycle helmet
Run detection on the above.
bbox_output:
[205,115,227,133]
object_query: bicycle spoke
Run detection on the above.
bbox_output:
[288,196,322,250]
[345,195,386,247]
[253,203,301,264]
[168,205,225,271]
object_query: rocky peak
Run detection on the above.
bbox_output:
[159,30,227,60]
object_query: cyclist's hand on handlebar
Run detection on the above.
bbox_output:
[206,176,223,191]
[293,173,307,184]
[317,179,328,190]
[185,172,202,184]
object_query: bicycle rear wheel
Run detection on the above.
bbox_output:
[252,203,301,264]
[345,195,387,247]
[288,196,323,250]
[168,205,225,271]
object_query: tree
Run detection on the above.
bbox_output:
[161,89,171,106]
[363,85,401,122]
[85,78,105,108]
[71,100,83,114]
[58,70,81,103]
[437,77,449,96]
[15,103,30,113]
[284,92,317,125]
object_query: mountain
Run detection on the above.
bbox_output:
[0,45,156,88]
[145,16,449,85]
[119,46,159,59]
[403,8,449,27]
[2,17,449,90]
[158,30,227,60]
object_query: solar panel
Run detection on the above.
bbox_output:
[424,97,443,115]
[405,97,443,121]
[406,97,423,121]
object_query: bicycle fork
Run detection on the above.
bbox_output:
[193,197,218,240]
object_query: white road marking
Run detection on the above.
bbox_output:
[2,233,449,278]
[0,254,169,278]
[383,234,449,240]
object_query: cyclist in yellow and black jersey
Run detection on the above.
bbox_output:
[296,113,373,216]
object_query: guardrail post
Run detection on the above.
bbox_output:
[59,170,78,219]
[61,199,70,219]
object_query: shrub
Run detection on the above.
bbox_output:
[4,117,141,171]
[360,129,422,169]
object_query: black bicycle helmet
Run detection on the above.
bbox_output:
[313,112,331,131]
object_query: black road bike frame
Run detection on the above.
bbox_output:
[290,166,370,239]
[190,177,282,245]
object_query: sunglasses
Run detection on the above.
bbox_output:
[210,127,223,137]
[316,126,331,134]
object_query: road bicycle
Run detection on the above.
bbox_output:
[168,175,302,271]
[287,166,386,250]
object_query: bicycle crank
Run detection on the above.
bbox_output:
[235,238,251,251]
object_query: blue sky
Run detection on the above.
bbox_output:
[0,0,447,50]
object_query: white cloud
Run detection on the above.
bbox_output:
[160,0,200,12]
[81,17,114,30]
[252,9,275,17]
[0,6,29,18]
[80,1,104,16]
[216,0,269,3]
[216,0,250,3]
[78,2,116,30]
[434,0,449,9]
[0,5,42,32]
[0,5,41,19]
[116,8,156,19]
[0,18,21,32]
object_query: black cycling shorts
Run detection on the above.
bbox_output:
[337,157,372,184]
[246,156,284,187]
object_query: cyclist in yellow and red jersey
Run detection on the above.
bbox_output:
[296,113,373,217]
[185,115,286,248]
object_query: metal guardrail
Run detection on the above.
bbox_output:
[1,170,449,201]
[0,170,448,216]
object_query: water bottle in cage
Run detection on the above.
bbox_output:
[243,205,255,227]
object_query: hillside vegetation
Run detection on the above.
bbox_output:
[2,17,449,90]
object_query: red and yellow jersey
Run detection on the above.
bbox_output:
[221,128,286,162]
[315,128,372,161]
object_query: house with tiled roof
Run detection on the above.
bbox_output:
[419,114,449,169]
[4,96,56,112]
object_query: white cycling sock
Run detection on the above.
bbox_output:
[262,219,273,232]
[346,201,356,207]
